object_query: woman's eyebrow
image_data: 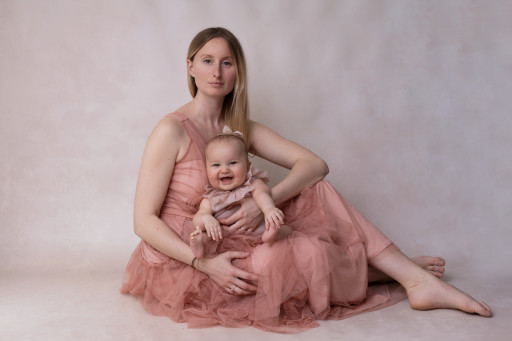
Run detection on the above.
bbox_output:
[198,53,233,60]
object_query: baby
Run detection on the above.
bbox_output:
[190,127,291,258]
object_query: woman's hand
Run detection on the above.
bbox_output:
[218,197,263,232]
[197,251,258,295]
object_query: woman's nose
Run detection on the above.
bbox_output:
[213,64,221,78]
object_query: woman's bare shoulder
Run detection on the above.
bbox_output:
[143,114,190,162]
[152,114,187,141]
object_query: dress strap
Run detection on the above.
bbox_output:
[166,112,208,157]
[167,112,188,122]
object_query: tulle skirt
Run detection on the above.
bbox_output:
[120,180,406,333]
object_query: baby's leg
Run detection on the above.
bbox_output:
[262,225,292,244]
[190,229,211,258]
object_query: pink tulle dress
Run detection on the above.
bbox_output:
[120,112,406,333]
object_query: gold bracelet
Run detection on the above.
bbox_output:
[191,256,197,268]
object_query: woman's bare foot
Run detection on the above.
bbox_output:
[369,256,445,283]
[406,271,492,317]
[371,247,491,317]
[190,230,206,258]
[412,256,445,279]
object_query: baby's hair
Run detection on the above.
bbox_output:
[207,132,248,153]
[205,133,249,163]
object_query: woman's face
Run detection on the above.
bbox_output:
[205,140,249,191]
[188,37,236,99]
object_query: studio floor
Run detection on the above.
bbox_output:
[1,265,510,341]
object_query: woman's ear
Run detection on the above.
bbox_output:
[187,59,195,77]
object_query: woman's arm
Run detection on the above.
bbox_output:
[133,116,196,264]
[249,120,329,205]
[219,120,328,230]
[133,116,258,293]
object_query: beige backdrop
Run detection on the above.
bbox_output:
[1,0,511,281]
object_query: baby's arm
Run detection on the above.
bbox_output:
[193,198,223,241]
[251,179,284,231]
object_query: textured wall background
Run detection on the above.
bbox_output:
[1,0,511,278]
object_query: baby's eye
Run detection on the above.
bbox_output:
[211,163,220,167]
[230,161,237,165]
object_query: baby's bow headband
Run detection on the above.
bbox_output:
[222,126,244,138]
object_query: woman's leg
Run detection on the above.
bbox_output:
[368,256,445,283]
[369,246,492,316]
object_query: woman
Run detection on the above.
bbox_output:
[121,27,491,332]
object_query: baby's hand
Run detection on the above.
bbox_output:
[264,207,284,231]
[204,216,223,241]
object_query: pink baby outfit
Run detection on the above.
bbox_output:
[204,167,269,234]
[121,112,406,333]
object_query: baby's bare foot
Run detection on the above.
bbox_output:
[406,272,492,317]
[190,230,205,258]
[261,228,279,244]
[412,256,445,279]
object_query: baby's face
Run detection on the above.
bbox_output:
[205,140,249,191]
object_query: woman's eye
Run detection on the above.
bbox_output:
[203,59,212,64]
[223,61,232,66]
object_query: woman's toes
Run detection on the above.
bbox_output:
[433,257,445,266]
[478,301,493,317]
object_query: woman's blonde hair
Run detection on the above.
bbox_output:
[187,27,250,148]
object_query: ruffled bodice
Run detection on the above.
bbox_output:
[203,167,269,213]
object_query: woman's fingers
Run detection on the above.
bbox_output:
[201,251,258,295]
[225,274,258,295]
[218,210,240,226]
[223,219,246,232]
[234,275,258,291]
[218,198,263,232]
[224,251,259,282]
[228,282,255,296]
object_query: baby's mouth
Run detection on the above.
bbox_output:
[220,176,233,183]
